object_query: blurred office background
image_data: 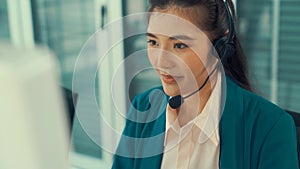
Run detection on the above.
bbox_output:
[0,0,299,168]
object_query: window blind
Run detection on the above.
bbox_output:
[238,0,300,112]
[278,0,300,112]
[31,0,102,158]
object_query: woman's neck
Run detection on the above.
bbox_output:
[173,78,213,127]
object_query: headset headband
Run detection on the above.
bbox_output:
[223,0,235,43]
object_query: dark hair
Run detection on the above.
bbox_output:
[148,0,252,91]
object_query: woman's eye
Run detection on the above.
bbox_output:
[174,43,188,49]
[147,39,159,47]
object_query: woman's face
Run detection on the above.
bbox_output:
[147,9,217,97]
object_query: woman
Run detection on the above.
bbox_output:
[112,0,299,168]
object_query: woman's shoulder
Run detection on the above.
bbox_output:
[222,78,298,169]
[132,86,167,109]
[227,78,295,134]
[241,84,290,123]
[126,86,167,123]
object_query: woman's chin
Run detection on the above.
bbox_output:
[161,82,180,97]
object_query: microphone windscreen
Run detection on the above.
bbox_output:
[168,95,184,109]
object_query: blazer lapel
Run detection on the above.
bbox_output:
[219,77,246,169]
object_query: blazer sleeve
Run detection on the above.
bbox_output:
[258,112,299,169]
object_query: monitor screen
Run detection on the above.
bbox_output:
[0,43,70,169]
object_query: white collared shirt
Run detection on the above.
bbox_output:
[160,69,222,169]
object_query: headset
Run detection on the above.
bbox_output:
[213,0,236,61]
[168,0,236,109]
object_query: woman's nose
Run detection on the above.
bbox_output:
[155,49,176,69]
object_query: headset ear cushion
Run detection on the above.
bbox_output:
[223,42,235,60]
[213,37,227,59]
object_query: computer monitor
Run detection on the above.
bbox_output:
[0,42,70,169]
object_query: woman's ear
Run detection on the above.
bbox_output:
[224,29,229,35]
[224,29,235,38]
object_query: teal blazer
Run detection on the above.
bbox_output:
[112,78,299,169]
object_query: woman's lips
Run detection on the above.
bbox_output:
[161,74,176,83]
[160,73,183,84]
